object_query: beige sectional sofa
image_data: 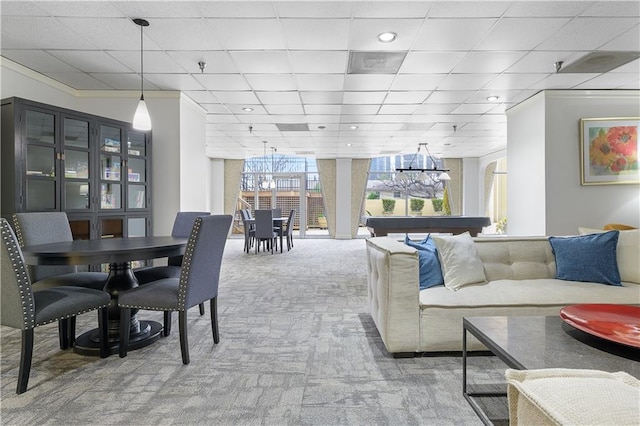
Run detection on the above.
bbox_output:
[366,235,640,356]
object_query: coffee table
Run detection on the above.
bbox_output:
[462,316,640,425]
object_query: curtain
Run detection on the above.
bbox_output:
[223,159,244,216]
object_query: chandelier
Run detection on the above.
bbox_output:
[394,143,450,182]
[260,141,277,189]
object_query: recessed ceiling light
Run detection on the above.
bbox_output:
[377,32,397,43]
[318,125,326,129]
[487,96,500,102]
[350,125,358,130]
[242,107,253,112]
[346,143,352,147]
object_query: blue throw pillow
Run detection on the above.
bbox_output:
[405,235,444,290]
[548,231,621,286]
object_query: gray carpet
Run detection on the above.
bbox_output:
[1,238,505,425]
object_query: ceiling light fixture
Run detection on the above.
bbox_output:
[132,18,151,131]
[350,125,358,130]
[395,143,450,182]
[377,32,397,43]
[198,61,206,73]
[242,107,254,112]
[487,95,499,101]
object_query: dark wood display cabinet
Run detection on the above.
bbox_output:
[1,97,152,249]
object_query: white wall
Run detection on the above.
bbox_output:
[506,92,548,235]
[507,90,640,236]
[178,95,208,211]
[544,90,640,235]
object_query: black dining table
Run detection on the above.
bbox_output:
[21,236,187,356]
[245,216,288,253]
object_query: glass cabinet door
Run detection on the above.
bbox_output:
[99,125,123,211]
[24,109,58,210]
[126,130,149,211]
[63,117,91,211]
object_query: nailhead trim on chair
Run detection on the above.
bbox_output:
[2,219,109,329]
[11,215,25,247]
[2,220,35,330]
[178,216,201,310]
[119,217,203,312]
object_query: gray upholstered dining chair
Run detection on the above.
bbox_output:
[239,209,255,254]
[284,209,296,251]
[1,218,110,394]
[118,215,232,364]
[254,209,278,254]
[134,211,211,333]
[12,212,108,291]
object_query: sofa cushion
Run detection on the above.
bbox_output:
[432,232,486,291]
[549,232,621,286]
[579,227,640,284]
[405,235,444,290]
[419,279,640,308]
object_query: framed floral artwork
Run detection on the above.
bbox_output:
[580,117,639,185]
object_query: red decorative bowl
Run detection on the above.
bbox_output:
[560,304,640,348]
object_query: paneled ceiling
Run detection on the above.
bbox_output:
[1,1,639,159]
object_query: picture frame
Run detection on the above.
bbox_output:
[579,117,639,185]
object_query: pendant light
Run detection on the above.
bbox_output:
[132,18,151,131]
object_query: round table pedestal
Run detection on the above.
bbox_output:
[73,261,164,356]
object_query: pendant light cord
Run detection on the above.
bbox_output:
[140,21,144,99]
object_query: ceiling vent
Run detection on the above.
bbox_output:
[276,123,309,131]
[558,51,640,73]
[348,51,407,74]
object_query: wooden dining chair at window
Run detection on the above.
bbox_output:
[1,218,110,394]
[118,215,232,364]
[254,209,278,254]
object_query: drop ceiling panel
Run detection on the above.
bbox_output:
[183,91,221,104]
[300,91,344,104]
[343,74,395,91]
[229,51,292,74]
[305,105,342,115]
[413,18,496,50]
[475,18,570,51]
[504,1,591,17]
[199,1,277,18]
[391,74,445,90]
[574,73,640,89]
[341,104,380,115]
[264,104,305,115]
[49,50,134,73]
[143,19,222,51]
[256,91,301,104]
[1,49,80,72]
[144,73,204,91]
[437,74,497,90]
[280,18,351,50]
[58,17,160,51]
[537,17,638,50]
[276,1,352,18]
[378,104,420,115]
[35,1,125,17]
[166,51,238,74]
[428,2,510,18]
[194,74,251,90]
[452,52,527,74]
[289,51,348,73]
[91,73,158,90]
[351,1,431,18]
[348,19,423,50]
[400,52,466,73]
[483,74,546,90]
[211,91,261,104]
[296,74,345,91]
[342,91,387,104]
[113,1,204,18]
[599,25,640,51]
[529,73,600,90]
[43,72,113,90]
[425,91,475,103]
[384,91,430,104]
[106,50,185,74]
[1,17,97,49]
[212,19,285,49]
[245,74,297,91]
[507,51,585,73]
